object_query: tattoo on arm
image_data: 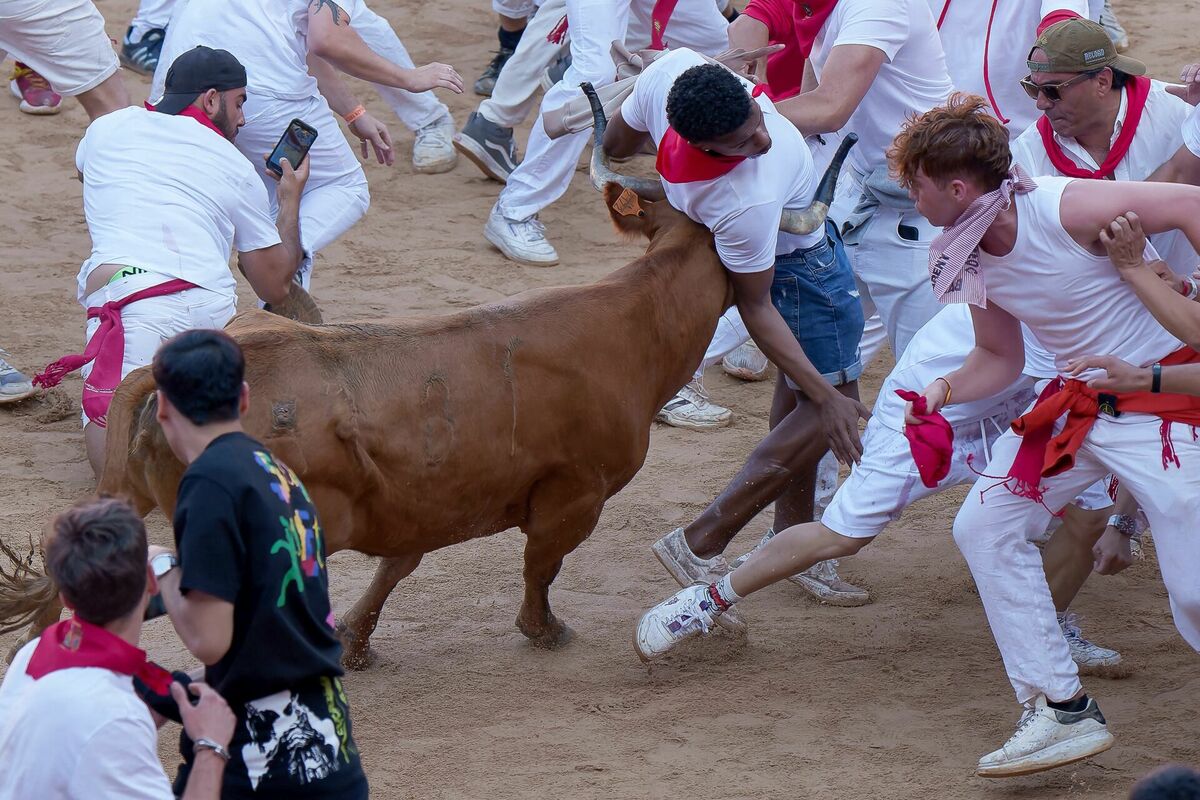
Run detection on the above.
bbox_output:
[311,0,347,25]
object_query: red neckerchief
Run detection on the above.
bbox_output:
[895,389,954,488]
[650,0,681,49]
[143,100,226,137]
[794,0,839,58]
[26,617,173,695]
[656,85,771,184]
[1036,75,1151,180]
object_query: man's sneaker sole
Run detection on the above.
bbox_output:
[483,225,559,266]
[453,133,513,183]
[789,571,871,607]
[722,362,770,381]
[650,538,745,633]
[975,729,1114,778]
[0,386,38,404]
[654,408,732,430]
[9,81,59,116]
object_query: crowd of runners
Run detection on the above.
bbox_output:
[0,0,1199,795]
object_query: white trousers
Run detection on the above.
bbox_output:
[495,0,728,221]
[130,0,178,38]
[954,411,1200,705]
[350,0,450,132]
[236,93,370,289]
[827,165,942,364]
[480,0,568,129]
[493,0,537,19]
[0,0,118,95]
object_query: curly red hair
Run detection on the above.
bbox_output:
[887,93,1012,191]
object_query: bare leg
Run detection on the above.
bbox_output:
[683,376,859,559]
[84,422,105,478]
[339,554,422,670]
[1043,504,1110,612]
[727,521,872,597]
[74,72,131,121]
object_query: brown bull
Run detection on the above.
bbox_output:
[2,89,853,668]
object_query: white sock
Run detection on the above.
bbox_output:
[711,574,742,612]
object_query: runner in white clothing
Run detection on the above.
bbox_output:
[1149,72,1200,186]
[892,94,1200,777]
[152,0,462,291]
[1010,18,1196,271]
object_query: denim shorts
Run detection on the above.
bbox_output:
[770,221,865,387]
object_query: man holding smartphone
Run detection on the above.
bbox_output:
[33,46,309,478]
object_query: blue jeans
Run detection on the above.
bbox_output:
[770,222,865,388]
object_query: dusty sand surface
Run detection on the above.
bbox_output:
[2,1,1198,797]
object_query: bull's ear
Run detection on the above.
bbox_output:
[603,182,654,238]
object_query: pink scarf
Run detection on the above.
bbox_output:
[33,279,197,427]
[895,389,954,488]
[927,165,1037,307]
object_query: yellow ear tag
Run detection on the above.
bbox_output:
[613,187,644,217]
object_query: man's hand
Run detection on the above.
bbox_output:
[1065,354,1152,392]
[1099,212,1147,272]
[172,681,235,749]
[263,156,311,207]
[1174,62,1200,105]
[817,391,870,466]
[904,378,950,426]
[349,112,394,165]
[1093,524,1134,575]
[403,62,464,94]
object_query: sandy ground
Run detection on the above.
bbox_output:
[2,1,1198,797]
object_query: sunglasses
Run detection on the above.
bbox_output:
[1020,71,1098,103]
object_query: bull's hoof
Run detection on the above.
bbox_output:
[335,619,375,671]
[517,614,575,649]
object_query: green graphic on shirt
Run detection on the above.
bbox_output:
[256,450,326,607]
[320,675,357,763]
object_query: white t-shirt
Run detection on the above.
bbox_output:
[151,0,315,104]
[75,106,282,302]
[809,0,953,175]
[620,48,824,273]
[931,0,1101,136]
[1011,79,1197,273]
[1183,103,1200,158]
[0,640,173,800]
[979,177,1183,376]
[873,304,1057,433]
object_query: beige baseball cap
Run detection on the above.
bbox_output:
[1028,18,1146,75]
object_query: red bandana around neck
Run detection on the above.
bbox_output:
[1036,75,1151,180]
[26,617,173,695]
[143,100,227,138]
[656,84,768,184]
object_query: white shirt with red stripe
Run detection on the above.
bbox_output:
[75,106,281,303]
[930,0,1101,136]
[619,48,824,273]
[0,640,173,800]
[1010,79,1196,272]
[808,0,953,175]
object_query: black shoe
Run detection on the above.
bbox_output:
[120,26,166,76]
[473,47,514,97]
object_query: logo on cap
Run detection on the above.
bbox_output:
[1082,48,1107,64]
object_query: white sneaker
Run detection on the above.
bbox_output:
[0,350,37,404]
[721,341,770,381]
[976,694,1114,778]
[1059,612,1123,674]
[412,115,458,174]
[650,527,745,633]
[731,528,870,606]
[656,379,732,430]
[484,209,560,266]
[634,583,719,661]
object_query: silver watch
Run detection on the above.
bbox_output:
[151,552,179,579]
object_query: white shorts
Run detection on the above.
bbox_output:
[0,0,119,96]
[79,271,236,426]
[821,395,1114,539]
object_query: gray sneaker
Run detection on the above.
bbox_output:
[454,111,520,183]
[1059,611,1124,675]
[732,528,870,607]
[1099,0,1129,51]
[0,350,37,404]
[473,47,514,97]
[650,527,745,633]
[540,51,572,92]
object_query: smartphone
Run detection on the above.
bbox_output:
[266,118,318,175]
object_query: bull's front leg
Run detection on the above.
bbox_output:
[338,553,422,670]
[516,478,606,649]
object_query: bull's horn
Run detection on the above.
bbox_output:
[581,81,666,200]
[779,132,859,235]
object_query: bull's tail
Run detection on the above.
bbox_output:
[96,366,159,505]
[0,534,57,638]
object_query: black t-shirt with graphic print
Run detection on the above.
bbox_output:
[172,432,365,798]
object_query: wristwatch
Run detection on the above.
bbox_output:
[151,552,179,579]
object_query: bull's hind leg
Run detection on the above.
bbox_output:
[517,478,606,648]
[338,554,422,670]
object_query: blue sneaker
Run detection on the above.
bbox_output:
[120,27,166,76]
[0,351,36,404]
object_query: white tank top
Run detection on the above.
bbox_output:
[978,176,1183,376]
